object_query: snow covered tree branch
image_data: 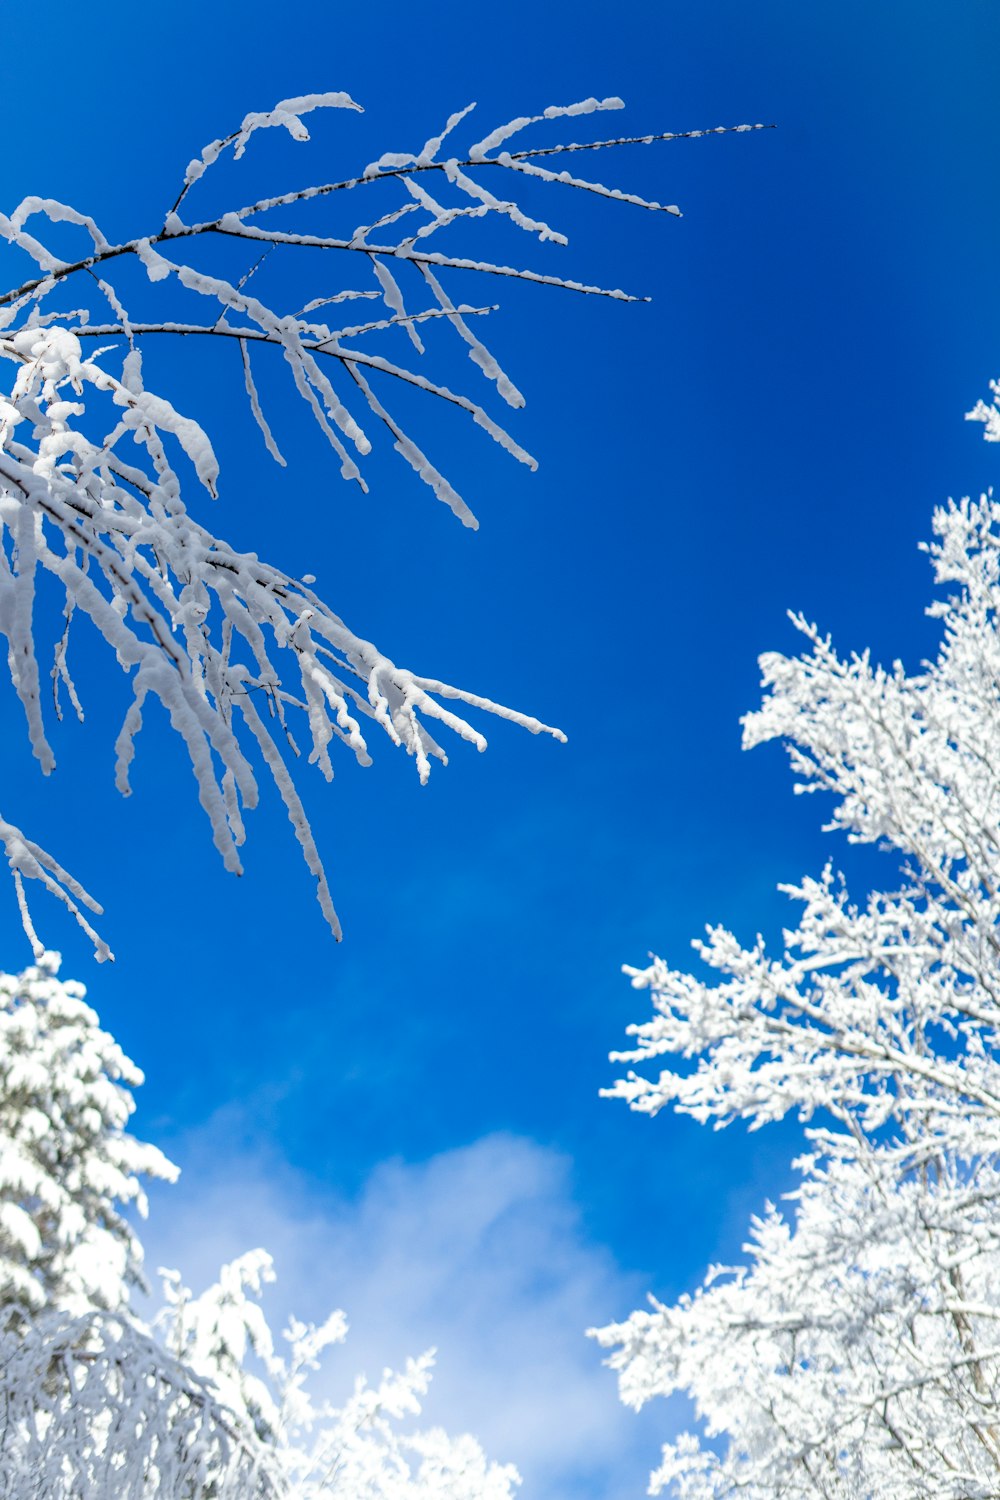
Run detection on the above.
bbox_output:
[596,404,1000,1497]
[0,92,768,956]
[0,955,520,1499]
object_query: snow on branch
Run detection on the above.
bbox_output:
[599,482,1000,1498]
[0,1275,520,1500]
[0,94,767,952]
[0,1307,282,1500]
[0,956,520,1498]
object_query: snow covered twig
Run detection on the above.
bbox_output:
[599,475,1000,1498]
[0,93,766,951]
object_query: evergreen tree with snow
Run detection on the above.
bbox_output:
[0,954,520,1500]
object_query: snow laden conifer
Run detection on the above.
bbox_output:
[0,956,519,1499]
[0,954,174,1314]
[0,91,767,954]
[597,401,1000,1498]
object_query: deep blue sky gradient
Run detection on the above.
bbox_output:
[3,0,1000,1473]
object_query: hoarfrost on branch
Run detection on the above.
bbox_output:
[596,400,1000,1498]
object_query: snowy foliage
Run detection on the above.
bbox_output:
[0,1281,518,1500]
[0,956,174,1315]
[0,92,767,954]
[0,957,519,1499]
[598,454,1000,1494]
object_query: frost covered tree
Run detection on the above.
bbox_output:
[595,388,1000,1498]
[0,953,520,1499]
[0,90,766,956]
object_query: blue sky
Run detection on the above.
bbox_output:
[3,2,1000,1494]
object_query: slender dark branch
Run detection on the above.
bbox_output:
[204,225,646,298]
[219,123,776,222]
[214,244,273,331]
[0,219,646,310]
[497,120,775,160]
[70,322,513,421]
[0,241,144,309]
[166,125,245,219]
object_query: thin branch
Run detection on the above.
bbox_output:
[69,323,537,454]
[226,122,775,222]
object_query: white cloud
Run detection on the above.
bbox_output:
[141,1126,664,1500]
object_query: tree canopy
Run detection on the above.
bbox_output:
[598,395,1000,1498]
